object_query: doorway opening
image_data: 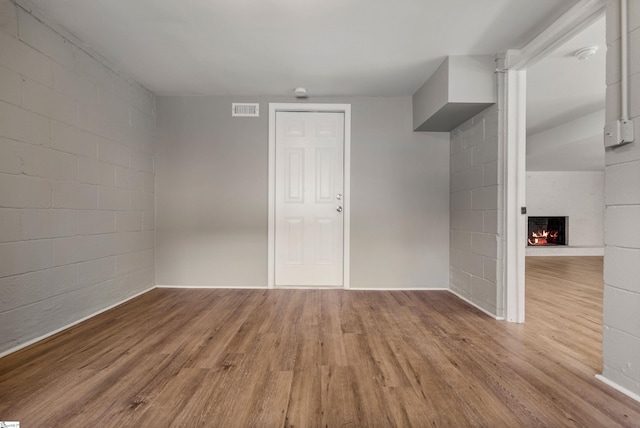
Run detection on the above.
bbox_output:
[525,14,606,252]
[501,1,606,323]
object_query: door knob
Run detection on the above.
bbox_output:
[336,206,343,213]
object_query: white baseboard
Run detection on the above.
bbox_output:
[273,285,346,290]
[348,287,449,291]
[448,289,505,320]
[156,285,268,289]
[157,285,449,291]
[526,246,604,256]
[0,286,156,359]
[595,375,640,403]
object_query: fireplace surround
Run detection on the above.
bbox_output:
[527,216,568,246]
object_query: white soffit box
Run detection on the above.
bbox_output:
[232,103,259,117]
[412,56,496,132]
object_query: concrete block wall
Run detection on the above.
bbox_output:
[450,104,502,317]
[0,0,155,356]
[602,0,640,397]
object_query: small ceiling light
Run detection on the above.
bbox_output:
[574,46,598,60]
[294,87,308,98]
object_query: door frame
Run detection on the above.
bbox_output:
[499,0,606,322]
[268,103,352,289]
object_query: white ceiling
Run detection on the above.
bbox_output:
[526,16,606,171]
[527,16,606,136]
[26,0,603,171]
[26,0,576,97]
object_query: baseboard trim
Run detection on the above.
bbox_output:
[274,286,346,290]
[157,285,449,291]
[448,289,505,320]
[595,375,640,403]
[156,285,268,289]
[526,246,604,256]
[0,286,156,359]
[348,287,449,291]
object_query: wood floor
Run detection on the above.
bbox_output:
[1,256,640,427]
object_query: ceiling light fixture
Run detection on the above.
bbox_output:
[574,46,598,60]
[294,87,308,98]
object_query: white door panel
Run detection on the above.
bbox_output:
[284,149,304,203]
[275,111,344,286]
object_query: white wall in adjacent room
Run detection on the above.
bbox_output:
[526,171,604,248]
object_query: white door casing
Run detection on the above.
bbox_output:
[268,104,351,289]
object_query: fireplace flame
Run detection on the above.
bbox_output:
[528,229,559,246]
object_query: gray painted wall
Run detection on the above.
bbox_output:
[155,96,450,289]
[0,2,155,355]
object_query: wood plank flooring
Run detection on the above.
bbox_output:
[1,256,640,426]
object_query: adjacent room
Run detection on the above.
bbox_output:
[1,0,639,426]
[526,15,606,257]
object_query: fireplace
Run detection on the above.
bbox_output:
[527,216,568,246]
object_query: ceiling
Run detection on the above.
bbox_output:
[26,0,603,171]
[26,0,576,97]
[527,16,606,136]
[526,16,606,171]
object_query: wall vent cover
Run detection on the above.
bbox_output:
[232,103,259,117]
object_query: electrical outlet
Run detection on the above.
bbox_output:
[604,119,635,148]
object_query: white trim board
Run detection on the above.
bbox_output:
[526,246,604,256]
[595,375,640,404]
[157,285,447,291]
[0,286,156,359]
[448,289,505,321]
[341,287,449,291]
[267,103,352,290]
[156,285,268,289]
[498,63,527,324]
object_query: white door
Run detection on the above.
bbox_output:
[275,111,344,287]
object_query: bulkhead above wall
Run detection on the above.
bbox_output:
[412,56,496,132]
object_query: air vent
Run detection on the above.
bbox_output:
[232,103,259,117]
